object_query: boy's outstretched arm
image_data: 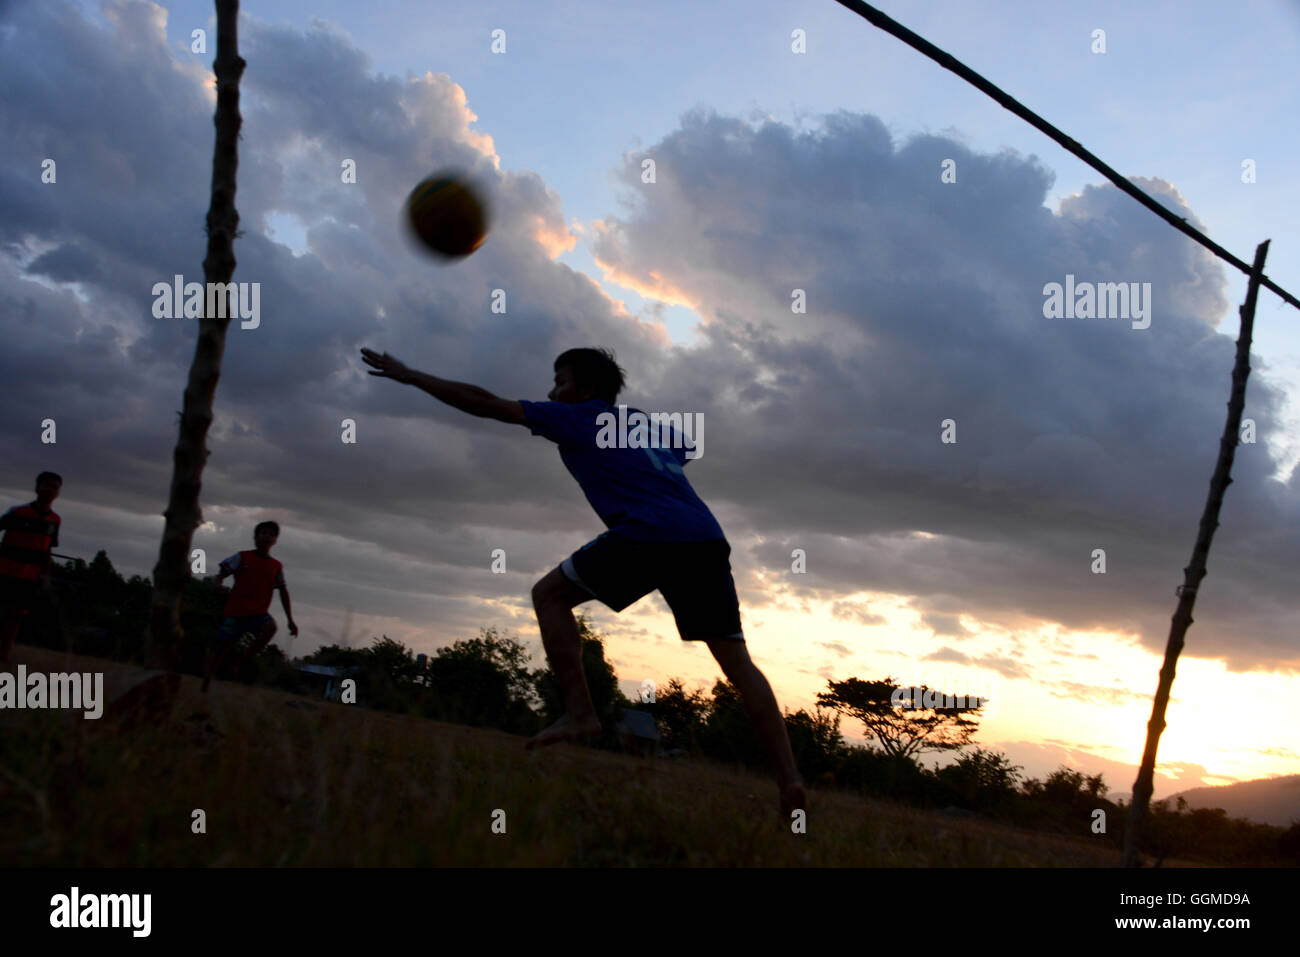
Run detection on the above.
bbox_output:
[360,348,526,424]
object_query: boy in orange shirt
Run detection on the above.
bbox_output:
[202,521,297,692]
[0,472,62,662]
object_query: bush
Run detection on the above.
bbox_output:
[837,747,932,804]
[933,747,1022,816]
[645,678,709,753]
[784,707,847,782]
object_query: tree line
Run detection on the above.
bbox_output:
[22,550,1300,866]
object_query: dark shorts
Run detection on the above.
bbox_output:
[0,576,39,615]
[217,614,275,643]
[561,532,744,641]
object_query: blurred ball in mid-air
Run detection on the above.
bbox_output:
[404,172,489,259]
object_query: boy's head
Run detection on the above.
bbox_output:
[253,520,280,551]
[548,348,626,405]
[35,472,61,506]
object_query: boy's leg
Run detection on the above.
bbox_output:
[228,617,276,678]
[705,639,806,817]
[202,617,245,693]
[0,579,32,663]
[526,566,600,749]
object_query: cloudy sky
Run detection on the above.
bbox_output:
[4,0,1299,798]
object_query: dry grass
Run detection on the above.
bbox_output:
[0,646,1184,867]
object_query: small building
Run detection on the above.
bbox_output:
[292,662,362,701]
[616,708,661,757]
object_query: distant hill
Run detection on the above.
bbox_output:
[1167,775,1300,827]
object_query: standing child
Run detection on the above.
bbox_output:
[202,520,297,692]
[0,472,62,663]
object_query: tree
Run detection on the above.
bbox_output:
[427,627,538,732]
[433,627,537,703]
[367,636,418,685]
[646,677,710,752]
[699,679,768,770]
[305,643,368,671]
[816,676,983,759]
[1035,766,1106,804]
[1019,765,1112,835]
[356,636,418,711]
[783,706,847,781]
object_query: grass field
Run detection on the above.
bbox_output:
[0,645,1184,867]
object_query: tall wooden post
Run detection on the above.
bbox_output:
[1122,240,1270,866]
[145,0,246,679]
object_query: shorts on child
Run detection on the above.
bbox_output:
[217,613,274,643]
[561,531,744,641]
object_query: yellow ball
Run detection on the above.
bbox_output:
[405,173,489,259]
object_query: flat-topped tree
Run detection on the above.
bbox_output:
[817,676,984,759]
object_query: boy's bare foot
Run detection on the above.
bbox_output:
[780,779,807,819]
[525,714,602,750]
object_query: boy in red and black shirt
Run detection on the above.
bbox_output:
[0,472,62,662]
[202,520,297,692]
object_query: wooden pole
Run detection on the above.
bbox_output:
[1121,240,1270,867]
[144,0,245,689]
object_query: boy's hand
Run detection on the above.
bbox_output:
[361,348,413,384]
[288,620,299,637]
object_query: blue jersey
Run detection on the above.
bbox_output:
[519,399,725,543]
